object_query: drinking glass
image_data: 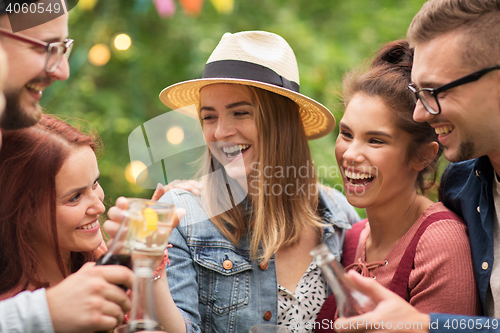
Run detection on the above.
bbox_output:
[97,199,175,266]
[126,199,176,256]
[310,243,376,317]
[113,323,162,333]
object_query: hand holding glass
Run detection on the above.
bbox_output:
[126,199,176,256]
[310,244,376,317]
[97,199,176,267]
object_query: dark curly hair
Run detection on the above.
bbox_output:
[342,39,443,194]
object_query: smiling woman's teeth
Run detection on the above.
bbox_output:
[222,144,250,157]
[344,169,375,186]
[78,220,99,230]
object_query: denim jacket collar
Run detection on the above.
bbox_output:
[318,187,353,243]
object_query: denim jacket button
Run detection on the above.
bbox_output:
[259,261,269,270]
[264,311,272,321]
[223,260,233,270]
[482,262,489,270]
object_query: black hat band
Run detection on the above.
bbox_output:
[203,60,300,93]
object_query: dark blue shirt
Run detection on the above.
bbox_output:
[430,156,499,332]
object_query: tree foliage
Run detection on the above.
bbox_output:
[42,0,428,215]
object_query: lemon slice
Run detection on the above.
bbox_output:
[143,207,158,231]
[130,217,148,241]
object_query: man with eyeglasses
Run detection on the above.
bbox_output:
[0,0,71,129]
[335,1,500,333]
[0,2,135,333]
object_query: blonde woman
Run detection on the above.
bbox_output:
[142,31,359,333]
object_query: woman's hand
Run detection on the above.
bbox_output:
[102,197,129,242]
[151,180,203,201]
[103,197,185,247]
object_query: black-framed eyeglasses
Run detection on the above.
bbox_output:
[408,65,500,115]
[0,27,73,73]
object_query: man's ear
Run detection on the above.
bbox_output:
[412,141,439,172]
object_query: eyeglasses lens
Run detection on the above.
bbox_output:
[46,45,63,72]
[46,42,73,73]
[64,42,73,59]
[419,91,439,115]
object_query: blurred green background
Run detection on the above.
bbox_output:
[42,0,440,218]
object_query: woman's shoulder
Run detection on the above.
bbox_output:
[158,188,200,206]
[158,189,237,246]
[416,202,469,252]
[158,189,210,228]
[420,202,465,229]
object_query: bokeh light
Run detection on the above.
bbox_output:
[210,0,234,14]
[114,34,132,51]
[125,160,149,184]
[166,126,185,145]
[78,0,98,11]
[88,44,111,66]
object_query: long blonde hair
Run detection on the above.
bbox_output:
[200,85,323,263]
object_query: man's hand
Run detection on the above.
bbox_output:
[334,271,430,333]
[46,262,134,333]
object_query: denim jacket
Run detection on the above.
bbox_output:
[159,186,359,333]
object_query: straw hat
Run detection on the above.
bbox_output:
[159,31,335,140]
